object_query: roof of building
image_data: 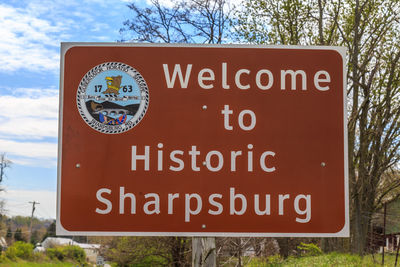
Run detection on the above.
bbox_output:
[0,237,7,247]
[40,237,100,250]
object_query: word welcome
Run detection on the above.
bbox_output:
[163,63,331,91]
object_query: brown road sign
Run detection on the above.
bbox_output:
[57,43,349,237]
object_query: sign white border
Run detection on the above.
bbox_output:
[57,42,349,237]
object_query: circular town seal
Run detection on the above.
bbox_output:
[76,62,149,134]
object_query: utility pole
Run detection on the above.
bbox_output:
[28,201,39,243]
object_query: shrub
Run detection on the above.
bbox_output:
[0,253,8,263]
[62,245,86,263]
[32,250,49,262]
[5,241,34,260]
[297,242,323,256]
[5,245,17,261]
[267,254,284,264]
[46,247,64,261]
[46,245,86,264]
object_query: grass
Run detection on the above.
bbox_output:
[2,252,399,267]
[0,261,76,267]
[222,253,400,266]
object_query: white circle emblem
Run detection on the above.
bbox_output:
[76,62,149,134]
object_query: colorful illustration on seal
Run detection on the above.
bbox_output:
[76,62,149,134]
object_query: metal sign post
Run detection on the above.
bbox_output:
[192,237,216,267]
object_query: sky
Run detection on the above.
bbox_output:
[0,0,156,219]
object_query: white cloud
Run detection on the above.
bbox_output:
[0,0,126,73]
[0,118,58,140]
[8,157,57,168]
[145,0,176,8]
[0,89,58,139]
[0,4,62,72]
[0,189,56,218]
[0,93,58,119]
[0,89,58,166]
[144,0,243,8]
[0,139,57,159]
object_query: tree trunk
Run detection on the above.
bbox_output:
[353,201,364,254]
[276,238,290,258]
[351,195,372,255]
[238,238,242,267]
[171,237,188,267]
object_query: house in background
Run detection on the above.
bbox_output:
[41,237,76,248]
[383,233,400,253]
[35,237,101,263]
[369,199,400,253]
[0,237,7,250]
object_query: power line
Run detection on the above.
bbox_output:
[28,201,39,242]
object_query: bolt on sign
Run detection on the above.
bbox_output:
[57,43,349,237]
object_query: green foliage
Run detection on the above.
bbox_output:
[0,253,9,263]
[0,238,85,266]
[13,228,24,242]
[267,254,284,264]
[61,245,85,263]
[246,253,399,266]
[5,241,34,260]
[105,236,177,266]
[234,0,400,254]
[4,246,17,261]
[42,221,56,241]
[0,262,76,266]
[46,245,86,263]
[131,255,169,267]
[1,216,52,246]
[5,227,12,238]
[46,247,64,261]
[105,236,191,266]
[383,199,400,234]
[297,242,323,256]
[284,253,362,266]
[31,251,49,262]
[244,254,284,266]
[30,230,40,245]
[11,216,39,228]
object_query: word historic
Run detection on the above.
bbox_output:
[131,144,276,172]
